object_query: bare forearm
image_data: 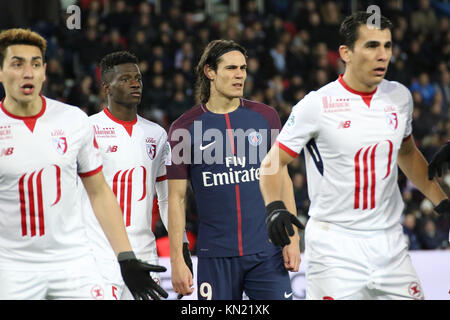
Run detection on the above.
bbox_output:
[399,142,447,205]
[89,184,132,256]
[260,149,285,205]
[168,192,187,264]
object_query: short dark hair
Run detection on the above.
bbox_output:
[339,11,393,50]
[0,28,47,67]
[195,40,247,104]
[100,51,138,83]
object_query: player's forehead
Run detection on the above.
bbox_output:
[355,25,392,45]
[217,50,246,67]
[4,44,43,61]
[112,63,141,77]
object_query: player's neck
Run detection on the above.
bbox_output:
[205,95,240,114]
[107,102,137,122]
[342,72,377,93]
[2,95,43,117]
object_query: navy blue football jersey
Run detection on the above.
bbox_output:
[167,99,281,257]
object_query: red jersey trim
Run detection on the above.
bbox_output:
[276,141,299,158]
[78,165,103,178]
[1,95,46,132]
[403,134,412,142]
[337,74,377,108]
[156,175,167,182]
[103,107,137,137]
[224,113,243,256]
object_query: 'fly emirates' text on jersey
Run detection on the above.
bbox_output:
[0,96,102,270]
[82,108,169,261]
[167,99,281,257]
[277,75,413,232]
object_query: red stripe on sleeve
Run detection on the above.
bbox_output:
[156,175,167,182]
[78,165,103,177]
[276,141,298,158]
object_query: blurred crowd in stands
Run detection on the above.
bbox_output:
[1,0,448,252]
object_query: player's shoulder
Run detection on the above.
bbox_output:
[378,79,410,95]
[44,96,89,120]
[240,98,280,120]
[136,114,167,137]
[169,104,206,132]
[378,79,412,107]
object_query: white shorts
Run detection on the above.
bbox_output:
[94,256,162,300]
[304,218,424,300]
[0,255,109,300]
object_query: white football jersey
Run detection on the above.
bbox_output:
[277,75,413,231]
[82,108,170,262]
[0,96,102,270]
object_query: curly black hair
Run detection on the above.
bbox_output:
[100,51,138,83]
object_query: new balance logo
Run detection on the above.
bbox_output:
[106,145,118,153]
[0,147,14,156]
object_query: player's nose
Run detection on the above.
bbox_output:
[22,63,34,79]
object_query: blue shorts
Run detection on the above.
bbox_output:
[197,250,292,300]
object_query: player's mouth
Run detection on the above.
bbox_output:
[21,83,35,95]
[373,67,386,76]
[130,91,141,98]
[232,83,243,89]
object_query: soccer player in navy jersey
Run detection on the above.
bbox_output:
[167,40,300,300]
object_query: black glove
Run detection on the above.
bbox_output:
[434,199,450,221]
[177,242,193,300]
[428,142,450,180]
[266,201,304,247]
[118,251,169,300]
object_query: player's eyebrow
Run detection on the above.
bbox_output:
[225,64,247,69]
[10,56,42,62]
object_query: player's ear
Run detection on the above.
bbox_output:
[102,81,110,94]
[203,64,215,81]
[339,45,351,64]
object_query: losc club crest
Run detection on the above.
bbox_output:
[52,137,68,155]
[146,143,157,160]
[385,112,398,131]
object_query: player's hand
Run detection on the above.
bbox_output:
[282,237,301,272]
[434,199,450,221]
[177,242,193,300]
[171,258,194,297]
[118,251,168,300]
[266,201,304,247]
[428,142,450,180]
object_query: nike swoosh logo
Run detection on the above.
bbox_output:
[284,292,293,299]
[199,141,216,151]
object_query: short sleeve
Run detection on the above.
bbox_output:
[166,121,191,179]
[403,88,413,139]
[276,92,321,157]
[77,117,103,177]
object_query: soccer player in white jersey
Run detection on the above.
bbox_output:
[81,51,191,300]
[0,28,168,300]
[259,12,450,300]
